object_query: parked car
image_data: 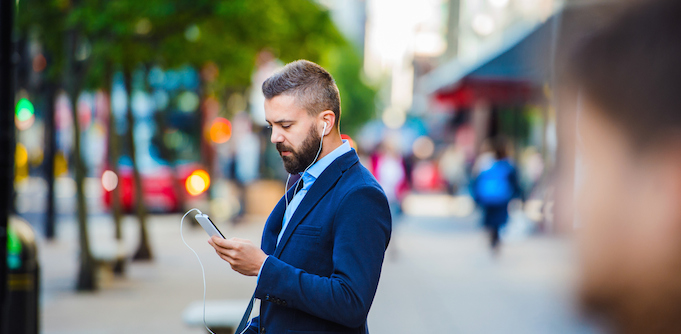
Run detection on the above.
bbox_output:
[102,156,209,213]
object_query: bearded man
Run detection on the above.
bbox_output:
[208,59,392,334]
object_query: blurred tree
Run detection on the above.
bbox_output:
[16,0,368,273]
[66,29,98,290]
[15,0,66,242]
[16,0,98,290]
[324,45,378,137]
[102,61,126,274]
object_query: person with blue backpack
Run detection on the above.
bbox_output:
[472,137,522,252]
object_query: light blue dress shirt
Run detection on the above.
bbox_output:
[258,140,351,280]
[278,139,352,245]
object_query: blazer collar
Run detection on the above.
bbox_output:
[273,149,359,257]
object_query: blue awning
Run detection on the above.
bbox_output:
[421,14,559,95]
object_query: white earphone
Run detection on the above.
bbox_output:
[284,121,327,209]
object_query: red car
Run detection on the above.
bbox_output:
[102,160,209,213]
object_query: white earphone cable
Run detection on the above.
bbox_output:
[180,208,216,334]
[285,123,326,210]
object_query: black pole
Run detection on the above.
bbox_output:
[44,83,57,239]
[0,0,16,331]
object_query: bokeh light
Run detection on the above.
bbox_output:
[135,18,152,35]
[177,91,199,112]
[209,117,232,144]
[101,170,119,192]
[15,144,28,182]
[472,14,495,36]
[15,143,28,168]
[163,129,187,149]
[382,107,406,129]
[185,25,200,42]
[54,152,68,176]
[15,98,35,130]
[412,136,435,160]
[185,169,210,196]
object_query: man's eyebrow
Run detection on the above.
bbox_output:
[267,119,295,125]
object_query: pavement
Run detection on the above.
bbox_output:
[16,177,599,333]
[28,211,599,334]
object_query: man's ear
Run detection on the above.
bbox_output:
[319,110,336,135]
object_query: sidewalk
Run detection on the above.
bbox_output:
[369,215,597,333]
[40,214,265,334]
[38,212,598,334]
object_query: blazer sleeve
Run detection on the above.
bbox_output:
[254,185,392,328]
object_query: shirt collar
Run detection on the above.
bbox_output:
[303,140,352,180]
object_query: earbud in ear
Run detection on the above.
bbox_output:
[321,123,327,137]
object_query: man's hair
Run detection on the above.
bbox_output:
[262,59,341,127]
[567,0,681,149]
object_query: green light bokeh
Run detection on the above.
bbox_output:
[15,98,34,122]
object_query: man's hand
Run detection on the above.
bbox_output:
[208,236,268,276]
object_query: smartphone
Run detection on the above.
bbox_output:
[194,213,225,239]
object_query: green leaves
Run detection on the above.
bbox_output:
[18,0,346,92]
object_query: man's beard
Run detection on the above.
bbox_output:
[276,125,321,174]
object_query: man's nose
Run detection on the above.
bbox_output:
[271,128,284,144]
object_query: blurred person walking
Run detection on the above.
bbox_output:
[562,1,681,333]
[439,143,468,195]
[472,137,522,252]
[208,60,391,334]
[371,137,408,219]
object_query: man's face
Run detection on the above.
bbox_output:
[575,100,681,328]
[265,94,322,174]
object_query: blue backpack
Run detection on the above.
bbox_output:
[474,160,515,206]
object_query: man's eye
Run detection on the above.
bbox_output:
[266,125,272,130]
[282,125,291,129]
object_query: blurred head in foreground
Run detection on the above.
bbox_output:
[565,1,681,332]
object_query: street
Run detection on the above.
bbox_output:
[32,208,598,333]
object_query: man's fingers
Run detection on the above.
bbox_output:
[215,251,247,274]
[215,248,238,264]
[213,245,236,258]
[210,236,247,250]
[230,237,250,243]
[210,236,227,247]
[217,252,233,265]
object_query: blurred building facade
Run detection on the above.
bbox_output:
[355,0,562,229]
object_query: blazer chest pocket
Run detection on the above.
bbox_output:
[293,225,322,237]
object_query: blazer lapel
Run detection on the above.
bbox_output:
[273,150,359,257]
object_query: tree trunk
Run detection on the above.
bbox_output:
[104,65,126,274]
[123,68,152,261]
[65,30,96,291]
[71,87,96,291]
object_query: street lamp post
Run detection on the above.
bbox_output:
[0,0,16,331]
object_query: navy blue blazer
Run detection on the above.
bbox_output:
[246,149,392,334]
